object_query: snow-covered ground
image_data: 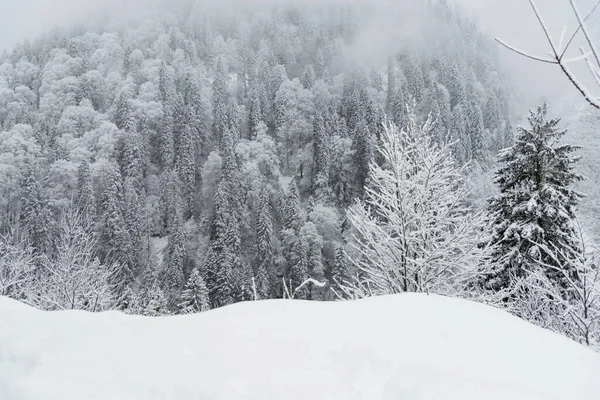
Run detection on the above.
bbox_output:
[1,294,599,400]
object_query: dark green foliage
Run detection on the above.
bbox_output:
[484,104,583,292]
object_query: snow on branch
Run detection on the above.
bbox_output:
[495,0,600,110]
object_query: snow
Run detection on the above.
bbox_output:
[1,294,599,400]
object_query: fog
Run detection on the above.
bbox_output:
[0,0,598,107]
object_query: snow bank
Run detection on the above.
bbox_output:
[1,294,599,400]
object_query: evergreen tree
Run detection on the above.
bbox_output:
[484,104,584,292]
[283,180,301,231]
[288,236,309,299]
[98,165,132,290]
[20,165,54,254]
[249,86,262,140]
[255,191,274,297]
[386,55,397,117]
[176,122,197,218]
[213,58,229,140]
[451,104,470,164]
[179,268,210,313]
[143,282,169,316]
[312,113,330,195]
[114,91,131,131]
[160,105,175,169]
[466,99,485,162]
[352,118,373,195]
[77,159,96,222]
[404,56,424,103]
[484,91,502,133]
[164,204,186,304]
[331,246,350,289]
[123,178,147,276]
[503,119,514,148]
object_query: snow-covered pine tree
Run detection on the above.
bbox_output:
[213,58,229,140]
[77,159,96,221]
[483,103,584,293]
[160,105,175,170]
[20,165,54,254]
[254,191,273,298]
[386,55,397,118]
[163,203,186,305]
[331,245,350,290]
[466,99,485,162]
[179,268,210,314]
[98,165,132,290]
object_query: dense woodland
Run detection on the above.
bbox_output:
[0,0,598,348]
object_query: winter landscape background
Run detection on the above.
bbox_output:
[0,0,600,397]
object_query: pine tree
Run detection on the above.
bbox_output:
[249,86,262,140]
[77,160,96,222]
[451,104,471,164]
[123,178,147,277]
[352,118,373,195]
[114,91,131,131]
[213,58,229,140]
[312,113,330,195]
[176,121,197,218]
[289,236,309,299]
[255,191,274,297]
[331,246,350,289]
[386,55,397,117]
[159,60,175,104]
[179,268,210,313]
[20,165,54,254]
[503,119,514,148]
[164,204,186,304]
[98,165,132,290]
[484,104,584,292]
[404,56,424,103]
[466,99,485,162]
[484,91,501,133]
[160,105,175,169]
[283,180,301,231]
[143,282,169,316]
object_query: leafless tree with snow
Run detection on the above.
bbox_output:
[496,0,600,110]
[344,114,487,298]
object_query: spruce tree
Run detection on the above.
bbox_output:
[77,159,96,222]
[164,204,186,304]
[289,236,309,299]
[179,268,210,313]
[213,58,229,140]
[98,165,132,290]
[484,104,584,292]
[331,246,350,289]
[20,165,54,254]
[466,99,485,162]
[160,105,175,169]
[386,55,396,118]
[176,122,197,218]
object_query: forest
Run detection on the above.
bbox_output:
[0,0,598,349]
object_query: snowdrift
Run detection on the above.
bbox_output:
[1,294,599,400]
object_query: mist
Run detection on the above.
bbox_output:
[1,0,599,107]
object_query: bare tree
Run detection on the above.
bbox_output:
[0,227,36,298]
[33,208,118,312]
[345,115,487,298]
[496,0,600,110]
[501,223,600,348]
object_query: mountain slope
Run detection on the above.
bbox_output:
[1,294,599,400]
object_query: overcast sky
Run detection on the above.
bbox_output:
[0,0,598,106]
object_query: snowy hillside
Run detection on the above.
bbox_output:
[1,294,599,400]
